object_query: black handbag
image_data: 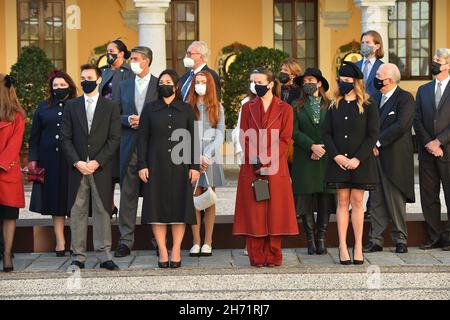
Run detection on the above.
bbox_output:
[252,178,270,202]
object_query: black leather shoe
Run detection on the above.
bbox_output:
[395,243,408,254]
[114,244,131,258]
[158,261,170,269]
[170,260,182,269]
[56,250,66,257]
[363,243,383,253]
[338,248,352,266]
[111,206,119,219]
[420,240,441,250]
[352,249,365,265]
[100,261,120,271]
[70,261,85,269]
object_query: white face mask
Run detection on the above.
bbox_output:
[131,62,144,75]
[195,84,207,96]
[184,57,195,69]
[250,82,257,95]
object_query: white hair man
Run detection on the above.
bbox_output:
[414,48,450,251]
[180,41,221,101]
[364,63,415,254]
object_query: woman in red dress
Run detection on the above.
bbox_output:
[0,74,26,272]
[233,67,299,267]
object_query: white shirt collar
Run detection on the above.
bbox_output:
[436,75,450,91]
[363,57,377,65]
[194,63,207,74]
[383,85,398,101]
[136,72,151,83]
[84,93,99,106]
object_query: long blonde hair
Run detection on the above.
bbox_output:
[332,78,370,114]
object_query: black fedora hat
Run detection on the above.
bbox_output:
[294,68,330,92]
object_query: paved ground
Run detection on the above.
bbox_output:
[1,248,449,300]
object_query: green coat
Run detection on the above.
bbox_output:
[292,98,334,195]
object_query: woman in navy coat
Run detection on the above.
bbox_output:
[28,70,77,257]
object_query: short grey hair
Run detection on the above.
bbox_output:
[378,63,402,84]
[189,41,210,62]
[435,48,450,64]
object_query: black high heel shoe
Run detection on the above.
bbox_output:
[352,249,364,265]
[338,248,352,266]
[2,255,14,273]
[170,260,182,269]
[158,261,170,269]
[56,250,66,257]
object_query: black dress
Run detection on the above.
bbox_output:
[137,99,200,224]
[322,99,380,190]
[28,100,69,216]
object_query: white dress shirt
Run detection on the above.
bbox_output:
[435,75,450,95]
[194,63,207,75]
[377,86,398,148]
[135,72,151,94]
[84,93,99,114]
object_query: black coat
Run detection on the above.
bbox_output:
[377,87,416,203]
[414,79,450,162]
[180,65,222,100]
[137,99,200,224]
[281,85,301,106]
[61,96,121,213]
[28,99,69,216]
[323,99,380,186]
[117,76,158,183]
[99,63,133,101]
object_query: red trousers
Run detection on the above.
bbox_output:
[246,236,282,267]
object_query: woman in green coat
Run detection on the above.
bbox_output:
[292,68,336,255]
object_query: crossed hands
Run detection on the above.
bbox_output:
[426,139,444,158]
[334,155,360,171]
[76,161,100,176]
[310,144,326,161]
[130,115,140,130]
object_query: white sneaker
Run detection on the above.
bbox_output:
[190,244,201,257]
[200,244,213,257]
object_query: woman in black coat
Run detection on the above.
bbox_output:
[323,61,379,265]
[28,70,77,257]
[138,69,200,269]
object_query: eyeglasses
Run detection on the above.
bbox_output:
[186,51,201,57]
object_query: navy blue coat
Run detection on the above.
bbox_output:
[356,59,384,101]
[117,76,159,183]
[28,99,69,216]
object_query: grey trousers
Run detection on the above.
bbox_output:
[369,161,408,247]
[118,150,140,249]
[70,175,112,264]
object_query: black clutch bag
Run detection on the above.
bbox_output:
[252,178,270,202]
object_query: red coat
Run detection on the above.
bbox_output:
[0,113,25,208]
[233,96,299,237]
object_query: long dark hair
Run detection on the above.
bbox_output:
[46,70,77,105]
[158,69,182,100]
[295,81,330,113]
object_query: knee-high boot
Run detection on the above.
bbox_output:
[316,212,330,255]
[301,213,316,255]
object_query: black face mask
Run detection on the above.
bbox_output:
[339,81,354,96]
[373,77,387,91]
[431,61,444,76]
[81,80,98,94]
[255,84,270,98]
[279,72,291,85]
[159,85,175,98]
[107,53,118,66]
[303,83,318,96]
[53,88,71,101]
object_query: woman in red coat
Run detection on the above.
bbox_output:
[0,74,26,272]
[233,67,299,267]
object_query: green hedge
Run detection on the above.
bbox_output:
[222,46,288,129]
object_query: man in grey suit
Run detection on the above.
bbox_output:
[114,47,159,258]
[364,64,415,254]
[414,48,450,251]
[61,64,121,270]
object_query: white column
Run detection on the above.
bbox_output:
[134,0,171,77]
[354,0,396,62]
